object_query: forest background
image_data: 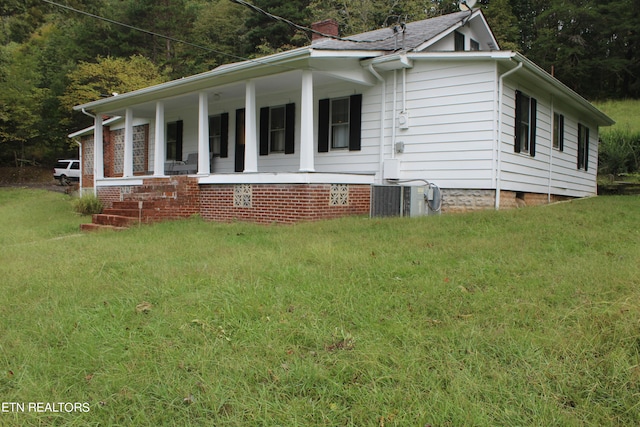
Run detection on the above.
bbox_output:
[1,0,638,169]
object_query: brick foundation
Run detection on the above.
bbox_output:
[200,183,370,224]
[96,186,121,209]
[96,179,370,224]
[499,190,571,209]
[94,179,577,226]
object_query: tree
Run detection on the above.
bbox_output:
[0,41,45,164]
[481,0,520,51]
[190,0,251,70]
[59,55,167,112]
[244,0,313,54]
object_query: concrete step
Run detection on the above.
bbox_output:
[80,223,128,232]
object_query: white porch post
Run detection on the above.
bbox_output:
[94,114,104,180]
[244,80,258,173]
[198,92,210,175]
[123,108,134,178]
[299,70,315,172]
[154,102,165,176]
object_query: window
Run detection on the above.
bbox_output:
[270,106,286,152]
[470,39,480,51]
[166,120,183,161]
[514,90,537,156]
[318,94,362,152]
[553,113,564,151]
[577,123,590,170]
[454,31,465,51]
[209,113,229,157]
[259,103,295,155]
[331,98,349,149]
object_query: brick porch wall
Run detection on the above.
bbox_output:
[200,183,371,224]
[96,186,121,209]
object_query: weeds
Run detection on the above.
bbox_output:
[72,193,103,215]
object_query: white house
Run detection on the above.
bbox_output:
[71,9,614,227]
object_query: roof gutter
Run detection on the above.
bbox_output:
[506,52,614,127]
[401,51,614,127]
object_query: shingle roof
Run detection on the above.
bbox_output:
[311,11,471,51]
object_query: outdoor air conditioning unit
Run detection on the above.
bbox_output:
[370,185,441,218]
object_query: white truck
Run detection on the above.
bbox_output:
[53,159,80,185]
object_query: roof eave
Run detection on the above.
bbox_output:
[74,48,313,113]
[506,52,615,127]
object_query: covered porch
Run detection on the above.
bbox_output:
[83,48,380,184]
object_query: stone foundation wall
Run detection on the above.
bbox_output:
[440,189,574,213]
[440,189,496,213]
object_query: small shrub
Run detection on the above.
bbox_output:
[73,194,103,215]
[598,128,640,177]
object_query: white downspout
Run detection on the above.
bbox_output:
[548,95,554,203]
[392,70,398,159]
[402,67,407,114]
[368,64,386,182]
[496,61,523,209]
[81,108,97,196]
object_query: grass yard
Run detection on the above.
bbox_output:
[0,188,639,426]
[594,99,640,135]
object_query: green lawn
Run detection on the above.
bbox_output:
[1,188,639,426]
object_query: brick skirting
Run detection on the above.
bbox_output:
[96,179,371,224]
[200,183,371,224]
[95,179,574,225]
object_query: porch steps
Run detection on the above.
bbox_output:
[80,212,140,232]
[81,178,192,231]
[80,223,129,232]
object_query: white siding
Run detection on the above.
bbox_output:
[312,81,383,175]
[394,60,497,188]
[499,80,599,197]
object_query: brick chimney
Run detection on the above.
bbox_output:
[311,19,339,42]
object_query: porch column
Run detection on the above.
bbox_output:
[198,92,210,175]
[299,70,315,172]
[94,114,104,180]
[244,80,258,173]
[154,101,165,176]
[123,108,134,177]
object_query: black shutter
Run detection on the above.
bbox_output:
[529,97,537,157]
[349,94,362,151]
[577,124,584,170]
[514,90,522,153]
[235,108,245,173]
[220,113,229,158]
[259,107,269,155]
[559,114,564,151]
[584,126,590,171]
[285,103,295,154]
[176,120,183,161]
[318,98,330,152]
